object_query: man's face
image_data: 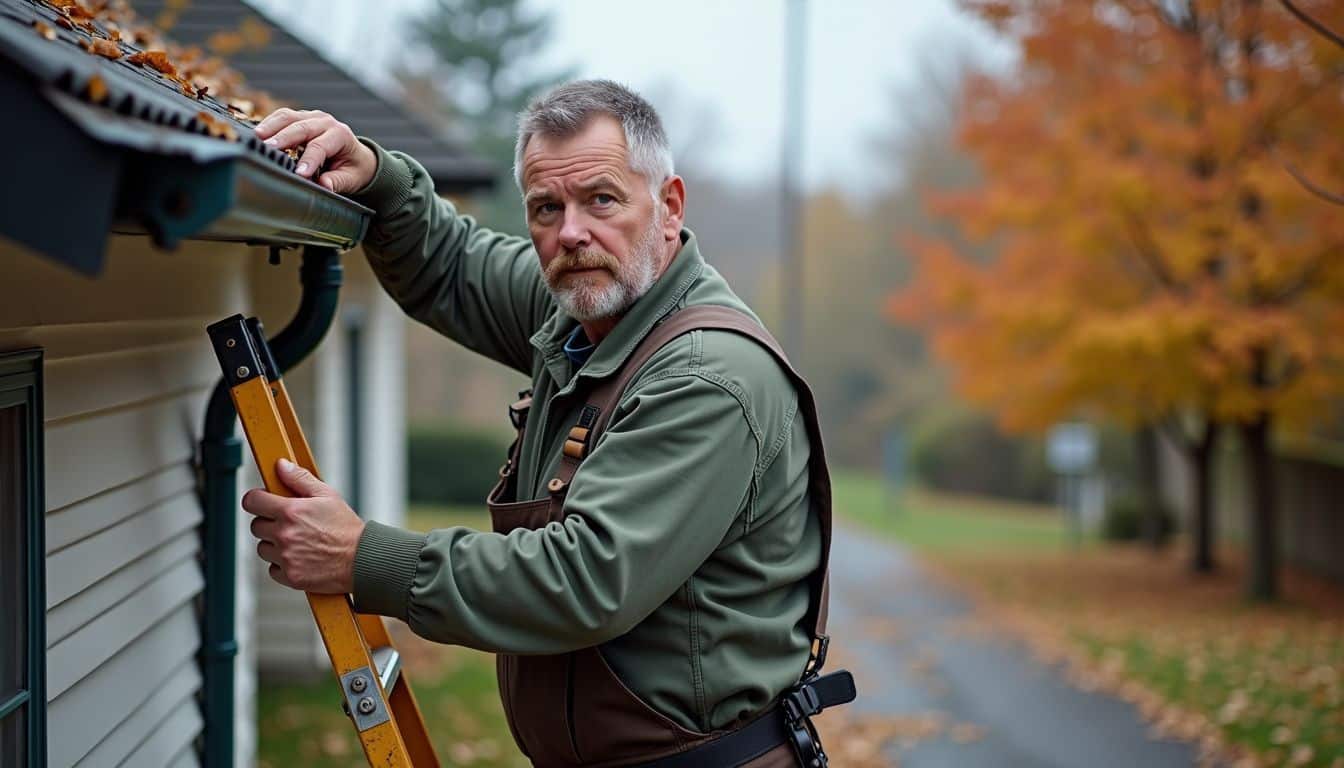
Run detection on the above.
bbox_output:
[522,116,669,322]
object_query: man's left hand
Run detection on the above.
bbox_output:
[242,458,365,594]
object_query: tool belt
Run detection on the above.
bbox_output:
[635,666,858,768]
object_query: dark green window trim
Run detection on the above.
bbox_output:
[0,349,45,768]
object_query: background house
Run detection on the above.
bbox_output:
[0,0,489,766]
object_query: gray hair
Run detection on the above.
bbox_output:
[513,79,675,201]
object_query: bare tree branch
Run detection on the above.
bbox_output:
[1118,205,1184,292]
[1283,159,1344,205]
[1280,0,1344,51]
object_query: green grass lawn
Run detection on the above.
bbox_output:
[833,470,1070,554]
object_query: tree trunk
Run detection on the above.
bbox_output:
[1189,422,1219,573]
[1135,424,1165,550]
[1242,413,1279,601]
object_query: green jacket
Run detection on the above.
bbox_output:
[349,142,822,732]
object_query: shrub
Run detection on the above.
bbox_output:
[907,407,1054,503]
[1101,493,1175,542]
[407,424,511,506]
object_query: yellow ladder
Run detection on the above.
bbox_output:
[207,313,439,768]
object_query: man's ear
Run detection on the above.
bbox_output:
[660,175,686,241]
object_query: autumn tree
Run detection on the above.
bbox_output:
[892,0,1344,599]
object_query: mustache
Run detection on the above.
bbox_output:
[545,249,620,282]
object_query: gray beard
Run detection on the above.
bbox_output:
[549,214,662,322]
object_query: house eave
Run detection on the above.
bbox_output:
[0,14,371,274]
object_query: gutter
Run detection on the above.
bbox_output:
[198,246,344,768]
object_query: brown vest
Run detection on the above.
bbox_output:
[486,306,832,768]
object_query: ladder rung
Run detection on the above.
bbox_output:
[372,645,402,692]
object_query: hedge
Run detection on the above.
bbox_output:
[407,424,511,506]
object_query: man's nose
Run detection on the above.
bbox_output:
[558,208,591,251]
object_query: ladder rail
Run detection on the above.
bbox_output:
[244,316,439,768]
[208,314,439,768]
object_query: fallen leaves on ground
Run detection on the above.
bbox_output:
[923,544,1344,767]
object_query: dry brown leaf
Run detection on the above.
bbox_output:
[127,50,175,75]
[54,15,74,30]
[58,1,94,21]
[84,73,107,103]
[80,37,121,59]
[32,20,56,40]
[196,111,238,141]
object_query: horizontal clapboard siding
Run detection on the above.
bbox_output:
[76,659,201,767]
[47,606,200,767]
[2,237,262,768]
[46,531,198,645]
[44,388,211,512]
[118,699,205,768]
[48,557,203,697]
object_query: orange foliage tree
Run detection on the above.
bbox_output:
[891,0,1344,600]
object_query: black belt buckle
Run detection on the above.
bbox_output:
[782,683,827,767]
[783,706,827,768]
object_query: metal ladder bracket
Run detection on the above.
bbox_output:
[341,665,392,732]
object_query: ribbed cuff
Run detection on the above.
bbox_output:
[352,520,427,621]
[349,138,416,217]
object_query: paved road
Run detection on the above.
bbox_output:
[827,524,1201,768]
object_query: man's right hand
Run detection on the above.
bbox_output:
[253,108,377,194]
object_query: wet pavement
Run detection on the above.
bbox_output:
[827,524,1201,768]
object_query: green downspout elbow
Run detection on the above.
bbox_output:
[198,246,344,767]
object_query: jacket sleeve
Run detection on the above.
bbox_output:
[350,371,760,654]
[350,139,553,375]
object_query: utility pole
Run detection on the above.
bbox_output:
[780,0,807,365]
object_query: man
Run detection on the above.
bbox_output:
[242,80,848,767]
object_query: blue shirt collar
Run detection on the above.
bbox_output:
[562,324,596,366]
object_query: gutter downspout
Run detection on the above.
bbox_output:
[198,246,344,767]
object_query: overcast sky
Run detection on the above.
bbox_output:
[255,0,1009,196]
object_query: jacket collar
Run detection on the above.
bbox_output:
[531,228,705,391]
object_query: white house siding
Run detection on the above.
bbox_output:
[251,251,408,679]
[1,235,264,768]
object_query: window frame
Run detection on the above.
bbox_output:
[0,349,45,768]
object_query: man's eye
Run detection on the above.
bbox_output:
[592,193,615,206]
[536,202,561,216]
